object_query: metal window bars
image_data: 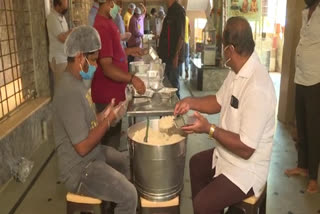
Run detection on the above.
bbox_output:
[0,0,36,121]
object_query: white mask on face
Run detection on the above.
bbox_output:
[223,45,234,68]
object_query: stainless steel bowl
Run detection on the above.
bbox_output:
[127,119,187,201]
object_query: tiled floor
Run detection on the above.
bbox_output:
[5,73,320,214]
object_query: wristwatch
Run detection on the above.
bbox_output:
[208,124,216,139]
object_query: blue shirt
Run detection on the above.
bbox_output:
[88,2,99,26]
[114,13,126,49]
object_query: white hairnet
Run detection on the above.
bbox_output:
[134,7,141,15]
[158,10,165,17]
[64,26,101,57]
[128,3,136,10]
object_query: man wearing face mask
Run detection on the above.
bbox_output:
[92,0,146,149]
[113,2,131,49]
[47,0,73,89]
[53,26,137,214]
[174,17,277,214]
[285,0,320,194]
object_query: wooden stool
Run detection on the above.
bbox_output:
[228,186,267,214]
[140,196,180,214]
[66,192,103,214]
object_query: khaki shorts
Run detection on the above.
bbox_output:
[49,57,67,86]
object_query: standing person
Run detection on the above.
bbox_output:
[113,4,129,49]
[92,0,146,149]
[53,25,138,214]
[88,0,99,26]
[144,13,151,34]
[128,5,146,63]
[184,15,191,79]
[46,0,72,87]
[124,3,136,32]
[158,0,185,99]
[174,17,277,214]
[150,8,157,34]
[285,0,320,194]
[155,9,165,48]
[128,4,146,49]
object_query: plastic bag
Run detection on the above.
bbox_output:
[10,157,34,183]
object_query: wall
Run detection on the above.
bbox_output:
[277,0,305,126]
[0,0,52,187]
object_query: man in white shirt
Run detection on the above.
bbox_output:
[174,16,276,214]
[285,0,320,194]
[47,0,72,87]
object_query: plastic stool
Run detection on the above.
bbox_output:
[66,192,103,214]
[228,185,267,214]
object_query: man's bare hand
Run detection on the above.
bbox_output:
[127,47,145,57]
[173,54,179,69]
[132,76,146,95]
[181,112,211,134]
[174,98,191,115]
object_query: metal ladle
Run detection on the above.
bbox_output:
[144,117,150,142]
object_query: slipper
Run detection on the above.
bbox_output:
[306,180,318,194]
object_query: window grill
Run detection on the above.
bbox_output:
[0,0,36,121]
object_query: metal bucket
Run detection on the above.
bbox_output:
[127,119,186,202]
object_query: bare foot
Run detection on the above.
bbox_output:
[284,167,308,177]
[306,180,318,194]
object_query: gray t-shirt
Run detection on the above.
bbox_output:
[53,71,104,183]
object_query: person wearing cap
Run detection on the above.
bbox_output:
[127,4,146,52]
[124,3,136,32]
[159,0,185,99]
[46,0,73,89]
[155,9,166,48]
[53,26,138,214]
[92,0,146,149]
[113,1,129,49]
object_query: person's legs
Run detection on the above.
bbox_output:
[102,146,131,179]
[193,174,254,214]
[165,63,180,99]
[95,103,122,149]
[285,84,308,177]
[189,149,214,199]
[77,160,137,214]
[50,57,67,87]
[305,83,320,193]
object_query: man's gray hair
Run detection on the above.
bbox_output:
[223,16,255,56]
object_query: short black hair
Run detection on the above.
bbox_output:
[223,16,255,56]
[151,8,156,15]
[53,0,62,7]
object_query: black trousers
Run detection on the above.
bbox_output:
[189,149,254,214]
[295,83,320,179]
[95,103,122,150]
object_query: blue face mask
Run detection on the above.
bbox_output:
[80,58,96,80]
[110,3,120,19]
